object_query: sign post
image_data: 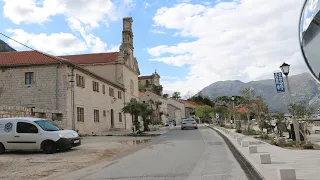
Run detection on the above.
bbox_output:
[274,72,285,93]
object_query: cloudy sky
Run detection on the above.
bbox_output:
[0,0,310,96]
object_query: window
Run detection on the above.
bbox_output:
[34,120,60,131]
[118,91,122,99]
[93,81,99,92]
[52,113,62,121]
[103,110,106,117]
[119,112,122,122]
[109,87,114,97]
[94,109,99,122]
[146,80,149,86]
[25,72,34,85]
[16,122,38,134]
[76,74,85,88]
[77,107,84,122]
[103,85,106,94]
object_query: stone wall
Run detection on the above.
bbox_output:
[0,105,32,118]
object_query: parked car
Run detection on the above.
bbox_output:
[181,118,198,130]
[0,117,81,154]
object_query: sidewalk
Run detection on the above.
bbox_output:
[210,125,320,180]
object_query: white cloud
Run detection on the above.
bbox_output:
[107,44,120,52]
[2,0,135,54]
[177,0,191,3]
[149,0,309,96]
[151,29,166,34]
[6,29,88,54]
[3,0,134,28]
[144,2,151,8]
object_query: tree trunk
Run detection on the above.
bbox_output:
[134,114,140,133]
[143,117,150,131]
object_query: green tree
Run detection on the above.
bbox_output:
[171,91,181,100]
[151,85,163,96]
[140,104,153,131]
[195,105,214,123]
[122,100,145,133]
[288,101,313,142]
[162,94,169,98]
[241,88,256,131]
[139,84,146,92]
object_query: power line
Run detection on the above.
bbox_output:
[0,32,68,62]
[0,32,38,52]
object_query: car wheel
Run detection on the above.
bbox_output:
[42,141,57,154]
[181,128,184,130]
[195,127,198,129]
[0,143,5,154]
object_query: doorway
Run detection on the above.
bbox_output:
[111,109,114,128]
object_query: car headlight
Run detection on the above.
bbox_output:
[58,133,65,138]
[72,132,79,137]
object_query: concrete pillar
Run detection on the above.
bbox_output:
[277,168,296,180]
[248,145,258,153]
[260,154,271,164]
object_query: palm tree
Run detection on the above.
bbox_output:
[122,100,145,133]
[140,104,153,131]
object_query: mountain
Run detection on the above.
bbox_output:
[198,72,320,113]
[0,40,16,52]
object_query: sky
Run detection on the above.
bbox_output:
[0,0,311,96]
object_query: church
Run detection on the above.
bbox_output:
[0,17,140,134]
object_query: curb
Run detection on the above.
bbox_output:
[207,125,265,180]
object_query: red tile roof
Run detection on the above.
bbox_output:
[182,100,201,107]
[0,51,119,66]
[138,75,153,80]
[0,50,65,66]
[168,104,181,110]
[237,107,247,113]
[59,52,119,64]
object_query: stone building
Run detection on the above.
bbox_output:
[0,17,140,134]
[138,71,163,95]
[139,91,168,124]
[167,98,186,124]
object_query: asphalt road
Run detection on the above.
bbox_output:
[70,125,249,180]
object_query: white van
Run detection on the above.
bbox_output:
[0,117,81,154]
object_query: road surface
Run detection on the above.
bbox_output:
[62,125,251,180]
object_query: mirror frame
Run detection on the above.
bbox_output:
[299,0,320,83]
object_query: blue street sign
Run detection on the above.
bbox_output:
[274,72,285,93]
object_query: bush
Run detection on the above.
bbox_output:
[270,138,278,146]
[303,144,314,149]
[243,129,259,135]
[259,134,268,140]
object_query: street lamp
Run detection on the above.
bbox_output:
[231,96,235,125]
[280,62,301,144]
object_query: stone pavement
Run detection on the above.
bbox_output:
[210,125,320,180]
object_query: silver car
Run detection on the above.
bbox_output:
[181,118,198,130]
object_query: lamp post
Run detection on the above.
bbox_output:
[280,62,301,144]
[231,96,236,128]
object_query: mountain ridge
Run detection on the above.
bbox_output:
[197,72,320,113]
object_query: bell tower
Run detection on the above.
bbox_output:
[120,17,134,68]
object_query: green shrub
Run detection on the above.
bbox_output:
[270,138,278,146]
[259,134,269,140]
[243,129,259,135]
[303,144,314,149]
